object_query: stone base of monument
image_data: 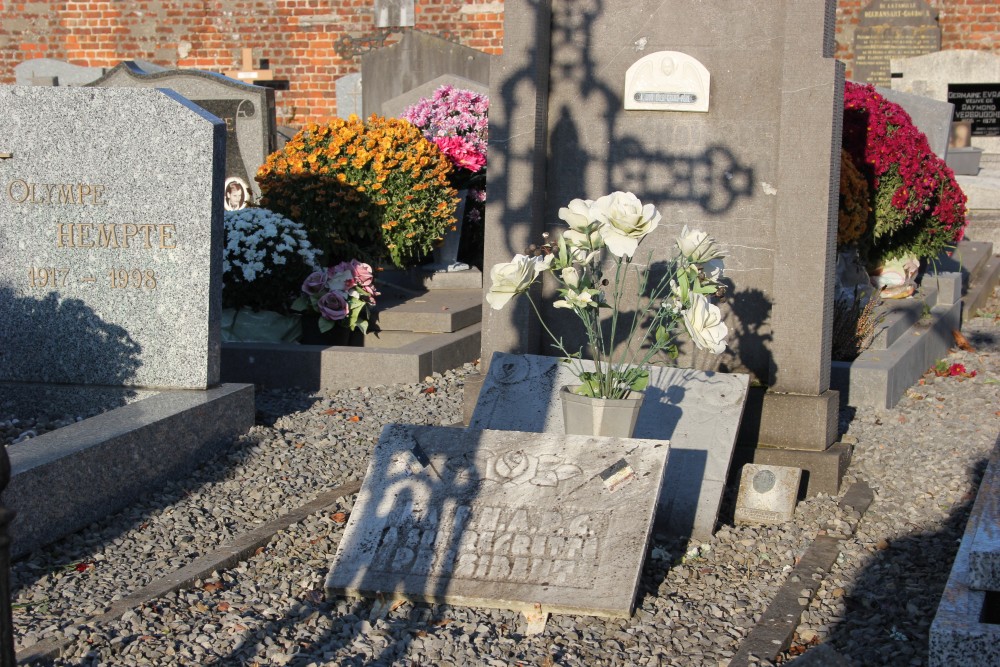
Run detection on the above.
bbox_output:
[929,444,1000,667]
[3,383,254,559]
[325,425,670,631]
[831,240,1000,410]
[221,287,482,390]
[733,389,849,498]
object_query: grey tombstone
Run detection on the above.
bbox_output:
[382,74,489,120]
[334,72,363,119]
[14,58,107,87]
[891,49,1000,155]
[361,30,491,119]
[734,464,802,524]
[88,61,276,204]
[0,86,225,389]
[469,353,750,541]
[852,0,940,87]
[478,0,849,495]
[326,424,670,619]
[874,86,954,159]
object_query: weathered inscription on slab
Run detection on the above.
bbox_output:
[0,86,224,388]
[326,425,671,618]
[853,0,940,87]
[469,353,749,541]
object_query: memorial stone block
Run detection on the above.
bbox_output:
[469,353,750,540]
[0,86,225,389]
[335,73,363,120]
[734,464,802,524]
[326,424,670,618]
[852,0,940,87]
[89,62,276,206]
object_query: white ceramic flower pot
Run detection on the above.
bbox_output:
[560,385,644,438]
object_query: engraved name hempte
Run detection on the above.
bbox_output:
[370,505,609,589]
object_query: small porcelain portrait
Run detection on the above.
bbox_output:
[224,177,249,211]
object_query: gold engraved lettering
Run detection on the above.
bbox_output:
[96,224,120,248]
[7,179,29,203]
[54,223,176,250]
[56,223,74,248]
[77,223,95,248]
[27,267,70,288]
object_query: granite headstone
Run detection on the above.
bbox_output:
[361,30,491,119]
[381,74,488,120]
[15,58,107,87]
[852,0,940,87]
[326,424,670,619]
[891,49,1000,154]
[948,83,1000,138]
[0,86,225,389]
[469,353,750,540]
[88,61,276,205]
[335,72,363,119]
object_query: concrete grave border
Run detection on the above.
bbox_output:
[3,383,254,559]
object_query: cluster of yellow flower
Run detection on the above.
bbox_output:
[838,149,870,247]
[257,115,458,268]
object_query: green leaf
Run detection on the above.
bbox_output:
[629,370,650,392]
[318,317,335,333]
[291,295,310,312]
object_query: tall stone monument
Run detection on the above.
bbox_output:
[477,0,849,494]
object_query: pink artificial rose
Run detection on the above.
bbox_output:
[317,290,349,321]
[302,271,327,295]
[326,264,354,291]
[350,260,375,287]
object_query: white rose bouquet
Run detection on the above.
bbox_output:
[487,191,729,399]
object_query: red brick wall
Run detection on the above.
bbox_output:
[0,0,504,126]
[836,0,1000,79]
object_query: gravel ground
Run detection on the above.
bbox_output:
[7,286,1000,666]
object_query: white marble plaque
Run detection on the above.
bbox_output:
[470,353,750,540]
[734,464,801,524]
[624,51,710,112]
[326,425,670,618]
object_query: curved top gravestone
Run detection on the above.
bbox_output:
[88,62,276,206]
[0,86,225,389]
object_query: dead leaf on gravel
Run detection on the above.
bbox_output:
[331,512,348,524]
[217,602,231,612]
[952,329,975,352]
[348,415,361,422]
[203,581,224,593]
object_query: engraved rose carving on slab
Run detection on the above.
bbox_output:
[481,449,582,487]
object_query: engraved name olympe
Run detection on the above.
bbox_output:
[368,505,609,589]
[6,179,175,291]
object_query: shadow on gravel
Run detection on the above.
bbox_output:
[818,455,989,666]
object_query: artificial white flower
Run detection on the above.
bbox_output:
[677,226,725,263]
[553,288,598,310]
[683,292,728,354]
[486,254,553,310]
[560,266,581,289]
[557,198,597,232]
[592,191,661,258]
[702,258,725,283]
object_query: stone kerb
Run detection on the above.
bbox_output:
[326,424,670,619]
[88,61,277,205]
[0,86,225,389]
[480,1,844,480]
[469,353,751,541]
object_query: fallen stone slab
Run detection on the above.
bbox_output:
[326,425,671,620]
